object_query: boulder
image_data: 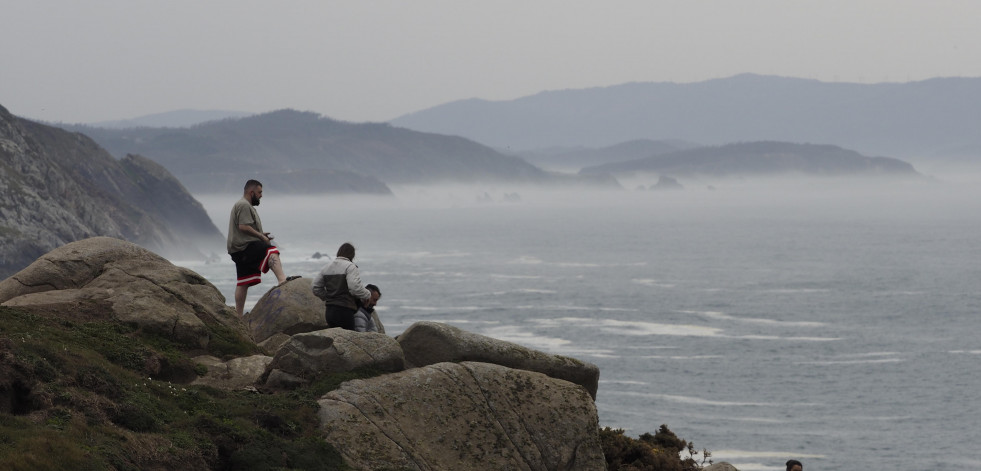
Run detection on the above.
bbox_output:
[191,354,273,390]
[318,361,606,471]
[258,332,293,355]
[397,321,600,399]
[264,329,404,389]
[0,237,251,349]
[244,277,326,344]
[704,463,740,471]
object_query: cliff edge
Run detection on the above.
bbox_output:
[0,104,223,278]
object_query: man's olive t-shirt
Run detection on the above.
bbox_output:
[227,197,263,254]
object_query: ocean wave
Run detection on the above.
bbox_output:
[795,358,904,365]
[488,274,545,280]
[949,350,981,355]
[460,288,557,297]
[398,305,485,312]
[679,310,826,327]
[607,391,778,407]
[636,355,724,360]
[599,380,648,386]
[510,256,648,268]
[731,334,841,341]
[631,278,677,288]
[589,318,724,337]
[519,305,639,312]
[396,250,471,259]
[432,319,501,325]
[712,450,825,460]
[478,326,616,356]
[757,288,831,294]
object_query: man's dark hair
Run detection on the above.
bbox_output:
[336,242,356,260]
[244,179,262,192]
[786,460,802,471]
[366,284,381,296]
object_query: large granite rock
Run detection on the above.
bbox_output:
[704,463,740,471]
[318,361,606,471]
[0,237,250,349]
[0,104,224,279]
[398,321,600,399]
[244,277,326,344]
[264,328,404,389]
[191,354,273,390]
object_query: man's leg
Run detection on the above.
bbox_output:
[235,285,248,316]
[267,252,287,284]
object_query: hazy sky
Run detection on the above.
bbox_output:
[3,0,980,124]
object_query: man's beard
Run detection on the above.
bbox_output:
[250,195,260,206]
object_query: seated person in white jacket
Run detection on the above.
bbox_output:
[311,242,370,330]
[354,284,381,333]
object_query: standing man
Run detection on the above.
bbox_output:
[312,242,371,330]
[786,459,802,471]
[227,179,288,315]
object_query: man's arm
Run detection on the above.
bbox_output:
[311,267,328,300]
[237,224,271,242]
[345,264,371,302]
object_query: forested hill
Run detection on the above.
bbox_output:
[580,141,922,178]
[66,110,556,193]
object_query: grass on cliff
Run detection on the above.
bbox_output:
[0,305,381,471]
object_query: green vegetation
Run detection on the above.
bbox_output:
[600,425,711,471]
[0,305,382,470]
[1,301,714,470]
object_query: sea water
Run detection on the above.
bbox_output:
[179,177,981,471]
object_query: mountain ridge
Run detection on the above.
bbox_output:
[390,74,981,160]
[64,109,584,193]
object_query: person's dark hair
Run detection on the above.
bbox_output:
[366,284,381,296]
[244,179,262,192]
[336,242,356,260]
[786,459,802,471]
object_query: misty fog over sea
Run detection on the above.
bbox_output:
[179,175,981,471]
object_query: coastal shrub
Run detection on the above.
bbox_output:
[600,425,710,471]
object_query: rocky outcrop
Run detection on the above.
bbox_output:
[704,463,740,471]
[263,329,404,389]
[318,361,606,471]
[0,237,250,350]
[191,354,273,390]
[651,175,684,190]
[0,104,223,279]
[398,321,600,399]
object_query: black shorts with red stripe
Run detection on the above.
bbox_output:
[230,241,280,287]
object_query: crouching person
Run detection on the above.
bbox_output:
[312,242,370,330]
[354,284,382,333]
